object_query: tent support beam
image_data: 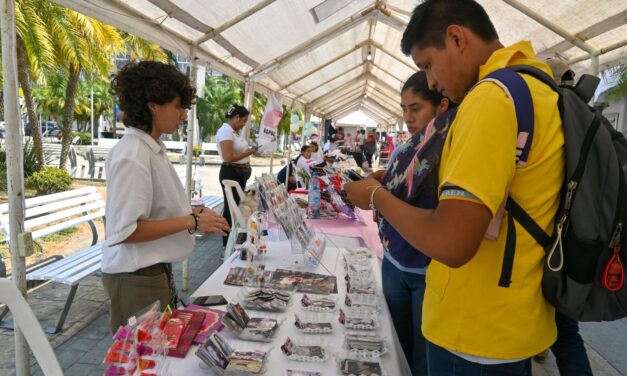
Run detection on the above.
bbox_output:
[309,73,369,107]
[372,62,405,84]
[321,90,368,114]
[325,93,396,121]
[312,79,366,113]
[501,0,595,55]
[182,45,199,292]
[1,0,30,374]
[568,38,627,66]
[251,6,376,79]
[194,0,276,45]
[243,78,256,140]
[281,42,367,90]
[365,86,399,111]
[52,0,246,81]
[296,63,366,100]
[371,41,416,71]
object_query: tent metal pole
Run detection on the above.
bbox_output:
[182,45,198,292]
[243,78,255,140]
[1,0,30,374]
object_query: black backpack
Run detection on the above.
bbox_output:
[482,65,627,322]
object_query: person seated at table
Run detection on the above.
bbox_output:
[323,134,339,154]
[294,144,313,173]
[277,145,312,191]
[309,141,323,162]
[368,71,453,375]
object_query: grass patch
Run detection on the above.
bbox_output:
[41,226,78,241]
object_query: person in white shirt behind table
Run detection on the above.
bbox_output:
[102,61,230,332]
[216,105,257,246]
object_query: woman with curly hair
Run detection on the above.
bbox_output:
[102,61,230,331]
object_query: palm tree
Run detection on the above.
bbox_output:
[40,5,124,168]
[609,65,627,100]
[14,0,56,168]
[121,31,167,63]
[197,76,243,141]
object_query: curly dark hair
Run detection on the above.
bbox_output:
[109,61,196,133]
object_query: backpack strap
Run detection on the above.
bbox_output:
[482,69,534,166]
[481,68,536,287]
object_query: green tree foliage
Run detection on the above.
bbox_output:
[197,76,243,141]
[609,65,627,101]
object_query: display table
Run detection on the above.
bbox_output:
[167,236,411,375]
[305,208,384,259]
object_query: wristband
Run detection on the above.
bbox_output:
[188,213,199,234]
[369,185,386,212]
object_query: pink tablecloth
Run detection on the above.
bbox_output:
[305,208,383,259]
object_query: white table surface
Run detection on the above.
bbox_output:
[167,235,411,376]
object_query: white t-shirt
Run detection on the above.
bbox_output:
[101,127,194,273]
[216,123,250,164]
[295,155,311,173]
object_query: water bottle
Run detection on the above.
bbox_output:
[308,172,321,219]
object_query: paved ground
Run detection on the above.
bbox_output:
[0,234,225,376]
[0,200,626,375]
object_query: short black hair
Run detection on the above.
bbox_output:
[301,145,310,153]
[402,71,445,108]
[401,0,498,54]
[110,61,196,133]
[226,104,250,119]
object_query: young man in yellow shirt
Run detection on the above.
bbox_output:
[346,0,564,374]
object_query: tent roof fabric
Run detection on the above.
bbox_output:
[54,0,627,124]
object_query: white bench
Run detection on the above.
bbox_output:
[42,144,79,177]
[0,187,105,334]
[163,140,186,164]
[198,142,221,165]
[97,138,119,148]
[86,146,112,179]
[201,195,224,215]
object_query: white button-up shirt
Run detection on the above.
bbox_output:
[101,127,194,273]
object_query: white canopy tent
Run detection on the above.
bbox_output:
[3,1,627,373]
[49,0,627,126]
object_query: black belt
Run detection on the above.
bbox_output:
[222,162,250,169]
[129,263,169,277]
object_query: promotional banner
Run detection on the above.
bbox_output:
[257,94,283,154]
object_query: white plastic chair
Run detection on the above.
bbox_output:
[222,179,247,229]
[0,278,62,375]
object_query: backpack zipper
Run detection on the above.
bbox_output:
[610,223,623,249]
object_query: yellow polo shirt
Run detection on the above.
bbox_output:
[423,41,564,359]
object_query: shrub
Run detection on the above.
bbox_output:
[72,131,92,145]
[26,167,73,194]
[192,145,202,157]
[0,140,50,191]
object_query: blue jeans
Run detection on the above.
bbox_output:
[427,341,531,376]
[551,311,592,375]
[382,257,427,376]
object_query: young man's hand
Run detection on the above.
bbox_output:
[344,177,382,209]
[368,169,387,182]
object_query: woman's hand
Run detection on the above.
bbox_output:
[192,205,205,215]
[197,210,230,236]
[344,177,382,209]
